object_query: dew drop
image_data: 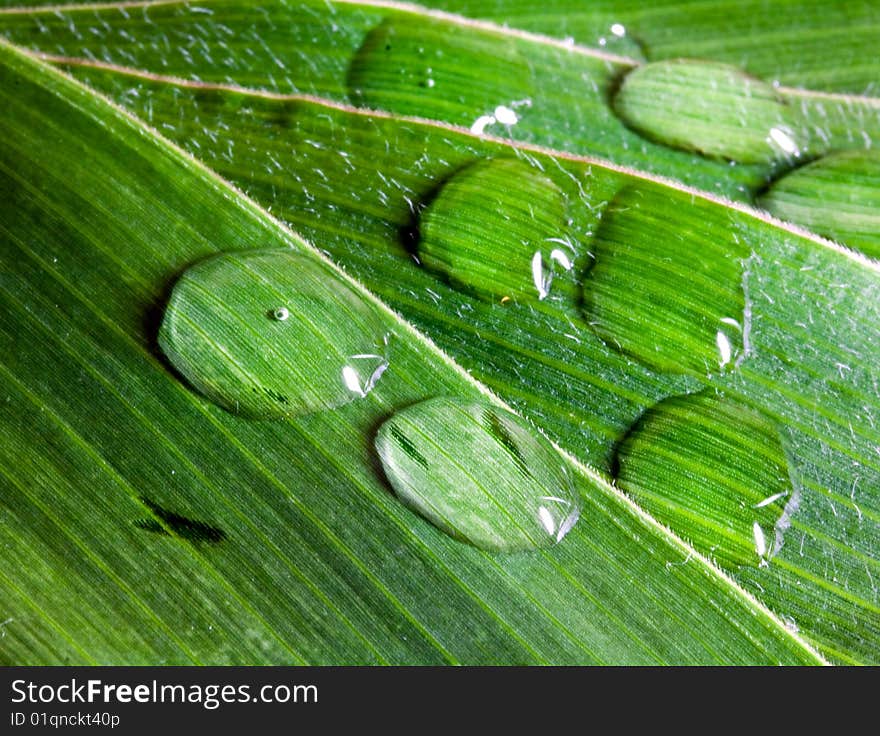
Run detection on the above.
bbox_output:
[417,158,575,303]
[348,18,532,127]
[759,149,880,259]
[612,59,805,164]
[583,185,752,375]
[159,249,390,418]
[597,22,645,59]
[375,397,580,552]
[614,391,798,568]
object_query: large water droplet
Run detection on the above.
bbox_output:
[348,18,533,128]
[159,249,389,417]
[583,185,753,375]
[614,391,798,568]
[375,397,580,552]
[417,158,574,303]
[759,149,880,259]
[613,59,805,164]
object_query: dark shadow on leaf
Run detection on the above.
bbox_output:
[135,497,226,544]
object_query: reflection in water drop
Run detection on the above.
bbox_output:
[159,249,390,418]
[470,99,531,135]
[494,105,518,126]
[584,185,753,375]
[417,158,576,303]
[612,59,805,164]
[767,126,801,157]
[375,397,580,552]
[614,391,797,568]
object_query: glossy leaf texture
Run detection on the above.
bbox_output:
[2,0,879,665]
[48,63,880,663]
[0,41,827,665]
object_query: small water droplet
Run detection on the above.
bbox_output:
[159,249,390,417]
[614,391,798,568]
[417,158,575,303]
[612,59,805,164]
[376,397,580,552]
[583,185,753,375]
[759,149,880,259]
[348,18,532,126]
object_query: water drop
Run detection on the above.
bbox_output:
[612,59,805,164]
[593,22,645,59]
[614,391,798,568]
[348,18,532,127]
[375,397,580,552]
[159,249,389,418]
[759,150,880,259]
[583,185,752,375]
[417,158,574,303]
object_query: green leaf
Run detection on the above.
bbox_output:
[414,0,880,93]
[0,39,825,664]
[1,0,878,202]
[38,58,880,663]
[2,0,879,665]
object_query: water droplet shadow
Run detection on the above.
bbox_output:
[397,159,483,266]
[144,272,188,382]
[134,496,226,543]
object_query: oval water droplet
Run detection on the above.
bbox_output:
[612,60,805,164]
[759,150,880,259]
[614,391,798,568]
[583,185,753,375]
[376,397,580,552]
[592,22,645,60]
[159,249,389,417]
[417,158,575,303]
[348,18,532,129]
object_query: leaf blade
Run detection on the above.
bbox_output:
[0,40,823,664]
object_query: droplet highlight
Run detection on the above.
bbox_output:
[159,249,390,418]
[375,397,580,552]
[759,150,880,259]
[417,158,574,303]
[583,185,752,375]
[612,59,805,164]
[614,391,798,568]
[348,18,532,128]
